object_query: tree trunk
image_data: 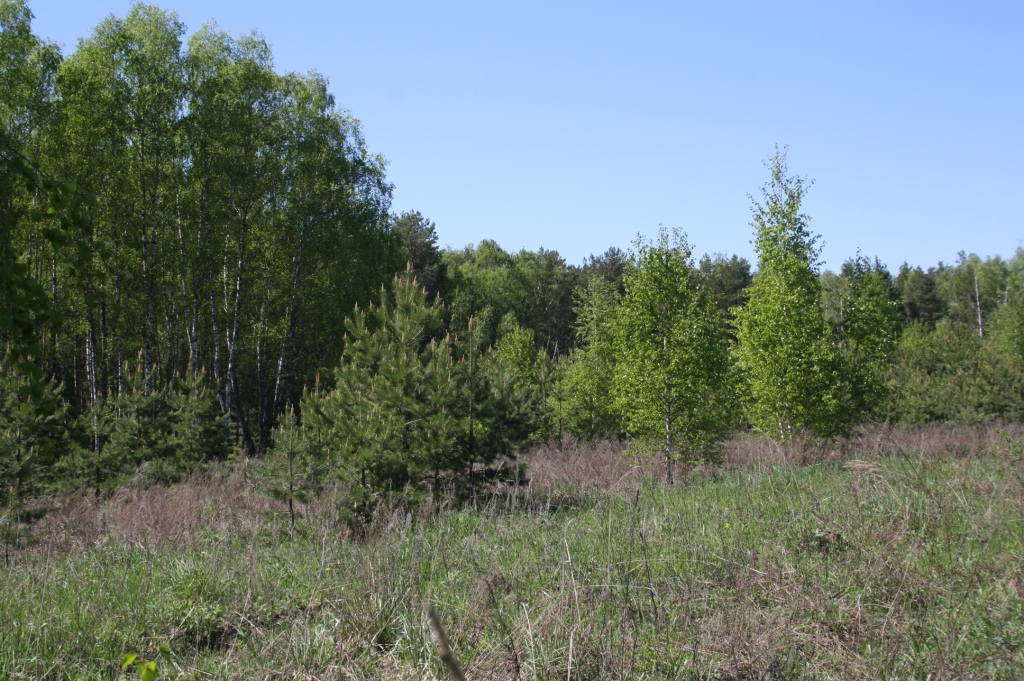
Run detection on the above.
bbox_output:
[974,269,984,338]
[273,224,304,421]
[224,212,257,454]
[664,402,674,486]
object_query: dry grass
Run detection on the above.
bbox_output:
[2,423,1023,679]
[721,420,1024,467]
[27,465,281,556]
[519,439,645,492]
[22,422,1022,557]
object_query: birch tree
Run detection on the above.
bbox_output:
[613,228,732,484]
[732,149,841,441]
[562,276,621,440]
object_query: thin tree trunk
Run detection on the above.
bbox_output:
[176,185,200,373]
[86,312,99,453]
[664,401,674,486]
[974,269,984,338]
[288,452,295,539]
[210,294,225,412]
[662,329,674,485]
[139,146,155,395]
[224,211,257,454]
[468,318,476,470]
[273,221,306,419]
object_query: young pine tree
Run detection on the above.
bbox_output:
[258,409,327,538]
[165,367,228,477]
[91,359,175,492]
[298,270,460,496]
[0,370,78,563]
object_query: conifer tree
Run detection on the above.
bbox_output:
[1,369,77,561]
[298,270,459,495]
[92,359,174,491]
[165,367,228,474]
[258,409,327,537]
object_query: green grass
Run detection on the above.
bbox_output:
[2,446,1023,680]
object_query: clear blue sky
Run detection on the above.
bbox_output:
[31,0,1024,270]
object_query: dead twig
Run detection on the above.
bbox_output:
[426,603,467,681]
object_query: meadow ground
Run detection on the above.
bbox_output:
[2,424,1023,680]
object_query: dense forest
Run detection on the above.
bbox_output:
[3,1,1024,517]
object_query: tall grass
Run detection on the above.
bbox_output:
[2,424,1023,679]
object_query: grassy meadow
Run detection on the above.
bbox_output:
[2,425,1023,680]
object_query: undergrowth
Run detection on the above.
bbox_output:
[1,427,1023,680]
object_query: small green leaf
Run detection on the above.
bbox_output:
[158,643,171,660]
[139,660,158,681]
[121,653,138,671]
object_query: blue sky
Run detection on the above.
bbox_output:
[31,0,1024,270]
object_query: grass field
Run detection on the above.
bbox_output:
[2,425,1023,680]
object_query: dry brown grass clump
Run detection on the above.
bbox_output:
[27,465,283,556]
[721,420,1024,467]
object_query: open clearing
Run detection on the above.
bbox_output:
[2,425,1023,680]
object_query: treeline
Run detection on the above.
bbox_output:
[3,2,1024,513]
[1,1,400,453]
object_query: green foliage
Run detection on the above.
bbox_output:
[306,271,451,494]
[699,252,753,329]
[0,369,77,539]
[824,256,901,425]
[0,0,60,139]
[89,368,170,492]
[291,273,537,508]
[256,409,327,536]
[1,113,108,393]
[57,361,225,494]
[165,368,228,469]
[0,368,77,561]
[442,241,578,355]
[934,251,1009,337]
[613,228,733,481]
[580,247,628,295]
[990,249,1024,362]
[889,320,1024,424]
[541,353,570,442]
[120,643,173,681]
[562,274,621,440]
[732,149,841,441]
[495,314,540,387]
[888,250,1024,425]
[0,3,399,454]
[895,263,945,328]
[469,350,537,464]
[390,210,445,300]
